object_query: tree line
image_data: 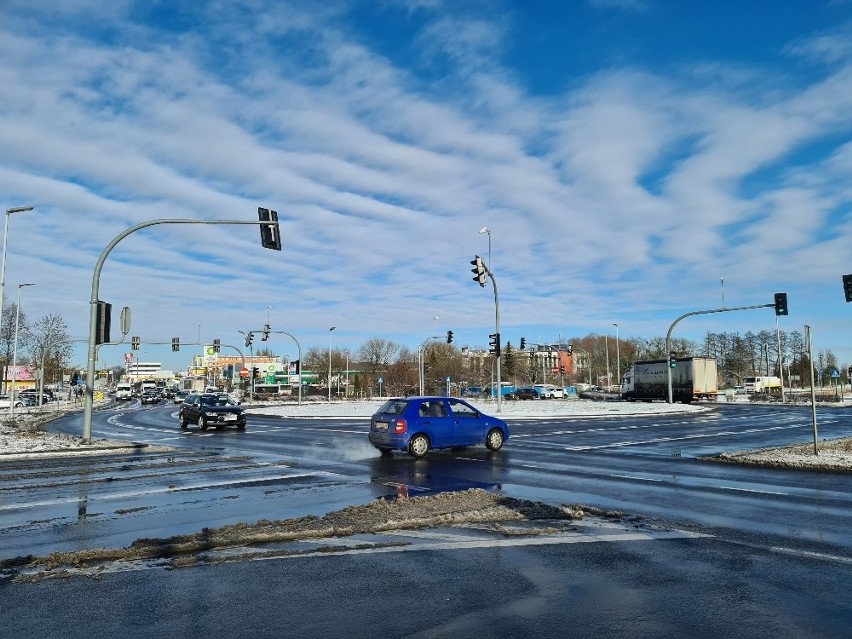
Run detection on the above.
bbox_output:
[2,303,841,396]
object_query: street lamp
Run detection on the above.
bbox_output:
[1,206,34,393]
[479,226,491,269]
[328,326,336,402]
[9,282,35,418]
[478,225,502,411]
[613,323,620,391]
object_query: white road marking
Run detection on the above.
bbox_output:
[716,486,788,496]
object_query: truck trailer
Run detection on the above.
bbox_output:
[621,357,718,403]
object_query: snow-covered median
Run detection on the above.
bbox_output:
[242,397,709,419]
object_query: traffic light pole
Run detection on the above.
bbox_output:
[419,335,441,396]
[82,218,274,443]
[270,330,302,405]
[665,303,773,404]
[487,266,502,413]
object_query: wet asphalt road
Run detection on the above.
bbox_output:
[3,401,852,637]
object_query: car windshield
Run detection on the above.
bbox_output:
[200,395,236,407]
[375,399,408,415]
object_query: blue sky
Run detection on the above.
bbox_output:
[2,0,852,373]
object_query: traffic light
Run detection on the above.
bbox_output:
[245,332,253,348]
[559,365,565,375]
[423,362,430,374]
[488,333,501,357]
[446,330,454,344]
[171,337,180,352]
[131,336,140,350]
[843,275,852,303]
[519,337,526,350]
[262,324,271,341]
[258,207,282,251]
[95,301,112,345]
[470,255,486,287]
[566,344,573,356]
[252,367,260,380]
[774,292,788,316]
[669,352,677,368]
[213,338,221,353]
[293,360,300,374]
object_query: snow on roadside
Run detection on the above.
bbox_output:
[243,397,709,419]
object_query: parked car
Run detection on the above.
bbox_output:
[508,387,539,400]
[534,384,564,399]
[19,388,55,403]
[0,395,26,409]
[179,393,246,431]
[140,390,161,405]
[368,396,509,458]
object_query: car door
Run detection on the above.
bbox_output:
[183,395,199,420]
[418,400,454,448]
[447,399,485,445]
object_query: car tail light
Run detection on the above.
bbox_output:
[393,418,407,434]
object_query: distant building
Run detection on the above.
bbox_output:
[126,362,162,381]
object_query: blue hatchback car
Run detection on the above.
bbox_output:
[368,396,510,458]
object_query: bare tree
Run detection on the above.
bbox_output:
[26,313,73,387]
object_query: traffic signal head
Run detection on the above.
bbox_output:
[95,301,112,346]
[566,344,573,356]
[446,330,454,344]
[171,337,180,352]
[131,336,140,350]
[262,324,270,341]
[258,207,282,251]
[213,338,221,353]
[519,337,526,350]
[774,292,788,316]
[669,352,677,368]
[559,365,565,374]
[252,367,260,379]
[488,333,501,357]
[245,332,254,348]
[470,255,486,287]
[844,275,852,303]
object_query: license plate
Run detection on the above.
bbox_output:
[224,414,237,421]
[374,421,388,431]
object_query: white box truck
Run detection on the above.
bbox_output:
[621,357,718,403]
[742,376,781,394]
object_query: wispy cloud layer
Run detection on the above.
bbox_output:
[1,0,851,368]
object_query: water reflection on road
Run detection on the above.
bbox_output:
[368,451,508,500]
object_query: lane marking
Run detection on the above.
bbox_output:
[0,472,338,512]
[716,486,789,496]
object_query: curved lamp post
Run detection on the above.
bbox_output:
[1,206,34,393]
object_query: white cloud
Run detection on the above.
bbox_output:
[1,1,852,371]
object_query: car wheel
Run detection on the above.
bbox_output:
[237,423,246,430]
[485,428,504,451]
[198,416,208,431]
[379,448,392,457]
[408,434,430,458]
